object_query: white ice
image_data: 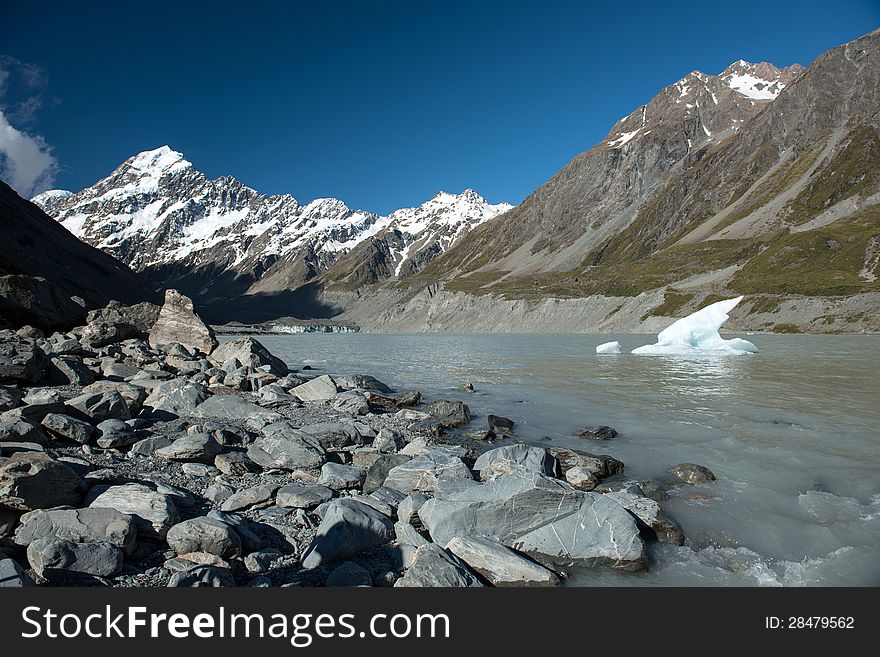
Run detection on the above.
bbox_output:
[631,296,758,355]
[596,341,622,354]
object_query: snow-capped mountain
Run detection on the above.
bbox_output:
[33,146,510,300]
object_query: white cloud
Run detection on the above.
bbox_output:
[0,108,58,197]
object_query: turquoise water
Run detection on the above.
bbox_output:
[252,333,880,586]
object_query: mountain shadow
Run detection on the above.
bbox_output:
[195,282,340,325]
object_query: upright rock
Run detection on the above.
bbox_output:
[148,290,217,355]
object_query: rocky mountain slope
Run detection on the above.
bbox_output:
[0,181,148,330]
[332,30,880,334]
[33,149,510,310]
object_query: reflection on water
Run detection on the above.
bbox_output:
[249,332,880,586]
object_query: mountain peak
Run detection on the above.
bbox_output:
[125,145,192,176]
[719,60,792,100]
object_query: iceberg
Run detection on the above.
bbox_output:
[596,341,622,354]
[632,296,758,355]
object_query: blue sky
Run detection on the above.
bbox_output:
[0,0,878,213]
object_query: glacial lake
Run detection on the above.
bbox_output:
[253,332,880,587]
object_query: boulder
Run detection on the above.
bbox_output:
[333,391,370,415]
[325,561,373,587]
[383,447,473,494]
[166,517,242,559]
[425,400,471,428]
[142,378,210,417]
[292,375,338,402]
[548,447,624,479]
[194,394,279,420]
[65,390,131,422]
[0,334,45,385]
[397,493,429,525]
[419,471,645,570]
[246,422,325,471]
[155,433,222,463]
[372,428,404,453]
[86,483,179,539]
[604,491,685,545]
[129,435,174,457]
[27,537,123,577]
[148,289,217,355]
[575,425,618,440]
[301,498,395,569]
[276,483,333,509]
[95,419,135,449]
[669,463,716,485]
[318,462,365,490]
[214,452,259,476]
[394,543,483,588]
[394,520,430,547]
[363,454,413,494]
[85,301,160,337]
[41,413,95,444]
[208,338,288,376]
[0,556,35,587]
[167,565,235,587]
[47,356,95,385]
[0,452,85,511]
[299,422,363,450]
[445,535,559,587]
[473,444,555,481]
[14,507,137,553]
[0,417,48,445]
[220,485,277,512]
[565,466,599,491]
[81,381,147,416]
[0,386,23,412]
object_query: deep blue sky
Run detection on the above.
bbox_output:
[1,0,878,213]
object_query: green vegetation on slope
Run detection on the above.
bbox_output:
[784,124,880,225]
[731,205,880,296]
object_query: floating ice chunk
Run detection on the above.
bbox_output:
[632,296,757,355]
[596,341,622,354]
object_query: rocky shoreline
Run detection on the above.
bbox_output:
[0,290,710,588]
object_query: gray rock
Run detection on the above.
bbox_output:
[0,452,85,511]
[148,289,217,355]
[276,483,334,509]
[333,390,370,415]
[204,484,235,505]
[194,394,279,420]
[14,507,137,553]
[372,428,404,453]
[419,471,645,570]
[301,498,395,569]
[220,484,277,512]
[81,381,147,416]
[394,520,430,547]
[142,378,210,417]
[47,356,95,386]
[181,463,219,477]
[65,390,131,422]
[669,463,716,485]
[445,536,559,587]
[129,435,174,457]
[244,548,283,573]
[384,448,473,494]
[299,422,363,449]
[41,413,95,444]
[86,483,179,539]
[326,561,372,587]
[487,414,515,432]
[565,466,599,490]
[167,565,235,587]
[0,335,45,385]
[394,543,484,588]
[214,452,259,476]
[0,556,35,587]
[363,454,412,494]
[549,447,624,479]
[292,375,338,402]
[425,399,471,428]
[0,386,23,412]
[101,361,143,381]
[575,425,618,440]
[209,338,288,376]
[258,384,297,404]
[397,492,429,525]
[246,421,325,471]
[604,491,685,545]
[155,433,222,463]
[0,417,48,445]
[27,537,123,577]
[318,462,365,490]
[95,419,135,449]
[473,444,555,481]
[167,517,242,558]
